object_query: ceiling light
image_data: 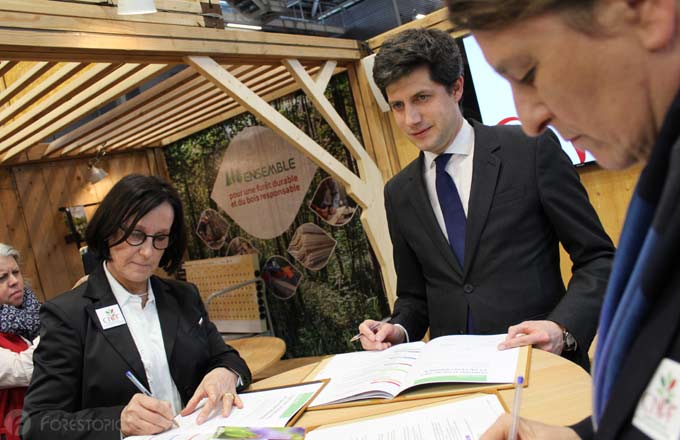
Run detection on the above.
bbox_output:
[226,23,262,31]
[88,166,108,184]
[415,13,426,20]
[117,0,157,15]
[87,145,108,184]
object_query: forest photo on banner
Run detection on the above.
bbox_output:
[165,73,390,358]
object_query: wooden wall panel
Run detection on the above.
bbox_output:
[0,167,44,299]
[13,165,72,297]
[558,164,643,285]
[0,148,163,300]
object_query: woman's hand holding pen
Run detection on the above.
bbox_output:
[480,414,580,440]
[120,394,176,437]
[357,320,405,351]
[181,367,243,424]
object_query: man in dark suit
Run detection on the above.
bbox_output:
[357,28,615,370]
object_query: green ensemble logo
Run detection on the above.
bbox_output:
[225,158,297,186]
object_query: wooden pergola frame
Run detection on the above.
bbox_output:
[0,0,401,304]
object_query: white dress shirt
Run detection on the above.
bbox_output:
[104,262,183,414]
[422,119,476,239]
[0,335,38,389]
[395,120,475,343]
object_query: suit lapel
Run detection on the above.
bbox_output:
[151,276,180,365]
[84,266,147,387]
[406,153,463,275]
[463,122,501,277]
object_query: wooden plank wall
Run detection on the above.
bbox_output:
[0,149,165,301]
[558,163,643,284]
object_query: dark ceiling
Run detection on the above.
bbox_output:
[221,0,444,39]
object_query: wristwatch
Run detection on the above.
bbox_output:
[562,327,578,352]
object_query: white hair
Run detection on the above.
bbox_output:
[0,243,20,260]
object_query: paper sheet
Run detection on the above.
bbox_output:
[125,381,324,440]
[310,342,426,406]
[306,394,505,440]
[405,334,520,386]
[310,334,520,407]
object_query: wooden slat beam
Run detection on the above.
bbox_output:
[187,53,371,201]
[0,62,83,126]
[0,63,112,146]
[0,5,358,49]
[47,67,198,155]
[313,60,337,94]
[0,60,18,77]
[74,63,259,154]
[0,61,54,107]
[157,67,340,147]
[1,63,133,151]
[78,63,297,153]
[92,81,219,152]
[2,64,169,162]
[67,75,210,155]
[0,0,206,27]
[111,93,227,150]
[282,57,396,305]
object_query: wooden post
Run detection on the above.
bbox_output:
[186,55,397,306]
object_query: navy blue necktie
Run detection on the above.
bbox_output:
[434,154,466,266]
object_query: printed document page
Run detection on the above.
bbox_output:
[404,334,520,387]
[310,334,519,407]
[306,393,505,440]
[310,341,426,406]
[125,381,324,440]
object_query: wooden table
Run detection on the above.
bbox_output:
[226,336,286,377]
[249,349,592,429]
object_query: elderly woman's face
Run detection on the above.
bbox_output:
[474,9,657,170]
[107,202,174,294]
[0,255,24,307]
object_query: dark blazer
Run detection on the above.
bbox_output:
[571,94,680,439]
[386,121,615,369]
[572,276,680,439]
[21,265,251,440]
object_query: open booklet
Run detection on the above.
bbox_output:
[125,381,326,440]
[307,334,529,408]
[306,393,506,440]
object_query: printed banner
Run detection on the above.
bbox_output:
[211,126,318,239]
[196,208,230,249]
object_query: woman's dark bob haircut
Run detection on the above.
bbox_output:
[85,174,187,274]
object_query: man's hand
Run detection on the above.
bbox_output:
[180,367,243,424]
[120,394,175,436]
[498,320,564,354]
[358,321,404,351]
[481,414,580,439]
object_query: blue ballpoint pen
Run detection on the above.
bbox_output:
[508,375,524,440]
[125,371,179,428]
[125,370,152,396]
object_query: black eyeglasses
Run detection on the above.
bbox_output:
[120,227,171,250]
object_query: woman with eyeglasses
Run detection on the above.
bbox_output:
[21,174,251,440]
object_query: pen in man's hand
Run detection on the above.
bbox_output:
[125,371,180,429]
[350,317,391,342]
[126,371,152,397]
[508,375,524,440]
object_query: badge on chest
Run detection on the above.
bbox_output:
[95,304,127,330]
[632,357,680,440]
